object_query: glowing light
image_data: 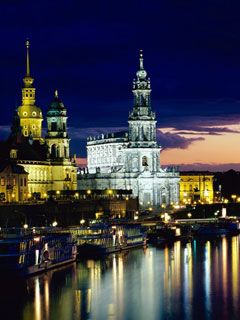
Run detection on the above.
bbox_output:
[87,189,91,195]
[52,221,58,227]
[80,219,85,225]
[187,213,192,218]
[107,189,113,196]
[23,224,28,229]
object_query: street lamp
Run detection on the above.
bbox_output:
[52,221,58,227]
[23,224,28,229]
[187,213,192,218]
[80,219,85,225]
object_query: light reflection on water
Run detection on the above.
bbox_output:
[1,236,240,319]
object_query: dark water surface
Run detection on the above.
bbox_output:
[1,236,240,320]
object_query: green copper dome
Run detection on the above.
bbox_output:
[47,90,66,116]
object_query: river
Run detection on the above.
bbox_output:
[1,236,240,319]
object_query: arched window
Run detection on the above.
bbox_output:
[51,122,57,131]
[142,156,148,166]
[51,144,57,158]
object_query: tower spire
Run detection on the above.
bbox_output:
[26,40,30,77]
[139,49,144,70]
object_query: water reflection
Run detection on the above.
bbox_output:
[2,236,240,319]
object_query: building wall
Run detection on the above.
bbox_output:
[78,172,179,210]
[180,174,214,204]
[0,166,28,202]
[18,160,77,197]
[87,137,128,173]
[51,161,77,191]
[19,117,42,139]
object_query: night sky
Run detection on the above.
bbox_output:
[1,1,240,169]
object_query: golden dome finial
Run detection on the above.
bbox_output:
[55,90,58,98]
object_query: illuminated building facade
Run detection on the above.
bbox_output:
[78,52,180,210]
[0,158,28,202]
[0,41,77,201]
[180,172,214,204]
[17,41,43,140]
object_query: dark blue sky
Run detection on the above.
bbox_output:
[1,0,240,157]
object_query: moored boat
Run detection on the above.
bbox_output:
[71,223,146,257]
[0,228,77,276]
[192,218,240,237]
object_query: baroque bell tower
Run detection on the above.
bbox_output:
[128,50,157,148]
[125,51,161,173]
[17,40,43,140]
[45,90,70,160]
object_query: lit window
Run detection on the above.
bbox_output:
[32,112,36,117]
[142,156,148,166]
[24,130,28,136]
[32,125,35,129]
[0,178,5,186]
[23,112,28,116]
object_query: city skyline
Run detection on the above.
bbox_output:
[1,1,240,170]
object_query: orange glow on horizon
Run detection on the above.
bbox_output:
[161,125,240,166]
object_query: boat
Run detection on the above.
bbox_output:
[0,228,77,276]
[147,223,192,246]
[193,218,240,237]
[70,223,147,257]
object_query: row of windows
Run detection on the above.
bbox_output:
[24,125,38,129]
[23,111,38,117]
[0,177,27,187]
[182,184,209,192]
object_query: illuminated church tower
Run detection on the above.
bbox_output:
[126,50,160,173]
[80,50,179,209]
[129,50,157,147]
[17,41,43,139]
[45,90,70,159]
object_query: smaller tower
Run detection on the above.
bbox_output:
[17,40,43,139]
[45,90,70,159]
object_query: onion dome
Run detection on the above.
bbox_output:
[47,90,67,116]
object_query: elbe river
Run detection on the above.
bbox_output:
[1,236,240,320]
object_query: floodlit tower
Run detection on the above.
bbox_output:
[45,90,70,159]
[17,40,43,139]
